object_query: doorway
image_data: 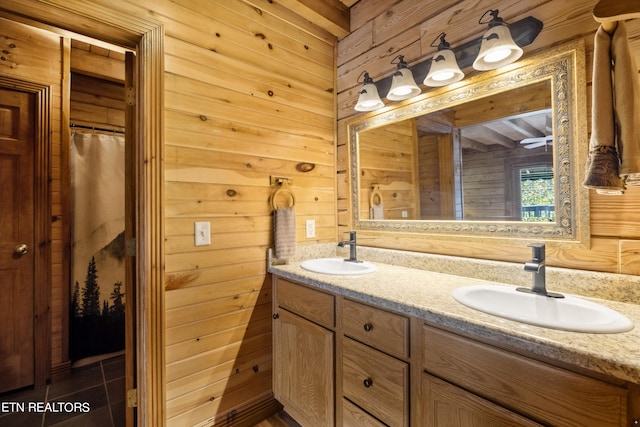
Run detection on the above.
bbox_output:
[0,3,165,424]
[69,44,128,365]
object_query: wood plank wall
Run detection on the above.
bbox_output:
[70,40,126,131]
[157,1,336,424]
[1,1,339,425]
[358,120,417,220]
[336,0,640,275]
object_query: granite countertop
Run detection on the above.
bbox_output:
[269,254,640,385]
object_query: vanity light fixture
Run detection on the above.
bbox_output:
[352,14,542,112]
[473,9,523,71]
[387,55,422,100]
[423,33,465,87]
[354,71,384,112]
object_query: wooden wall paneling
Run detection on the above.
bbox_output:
[590,188,640,239]
[70,73,125,129]
[70,45,125,82]
[620,240,640,276]
[266,0,349,38]
[156,0,338,424]
[338,0,640,274]
[349,0,405,32]
[0,0,344,425]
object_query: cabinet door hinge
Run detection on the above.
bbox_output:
[125,86,135,105]
[126,238,136,257]
[127,388,137,408]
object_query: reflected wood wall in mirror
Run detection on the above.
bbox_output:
[348,40,589,246]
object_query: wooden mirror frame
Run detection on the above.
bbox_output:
[348,40,590,247]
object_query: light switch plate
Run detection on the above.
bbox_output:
[195,221,211,246]
[306,219,316,238]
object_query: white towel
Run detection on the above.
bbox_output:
[370,186,384,219]
[274,206,296,259]
[370,204,384,219]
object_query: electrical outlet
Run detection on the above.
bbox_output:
[194,221,211,246]
[305,219,316,238]
[402,211,408,218]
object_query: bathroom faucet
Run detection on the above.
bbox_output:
[338,231,361,263]
[517,243,564,298]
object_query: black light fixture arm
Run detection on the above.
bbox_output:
[370,15,542,99]
[480,9,505,27]
[431,32,451,50]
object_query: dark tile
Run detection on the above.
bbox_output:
[106,377,125,405]
[48,364,103,400]
[44,384,108,426]
[47,405,113,427]
[110,400,126,427]
[1,385,47,403]
[0,409,45,427]
[101,357,124,382]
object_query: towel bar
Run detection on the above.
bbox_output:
[270,179,295,210]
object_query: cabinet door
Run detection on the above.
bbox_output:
[423,373,543,427]
[273,309,334,427]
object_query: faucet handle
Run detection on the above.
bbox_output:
[527,243,545,261]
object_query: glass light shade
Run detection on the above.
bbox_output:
[355,82,384,111]
[424,49,464,87]
[473,25,523,71]
[387,68,421,100]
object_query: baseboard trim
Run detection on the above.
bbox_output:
[209,394,283,427]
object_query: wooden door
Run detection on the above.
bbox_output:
[273,309,334,427]
[0,87,35,393]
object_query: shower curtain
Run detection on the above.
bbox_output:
[70,131,126,361]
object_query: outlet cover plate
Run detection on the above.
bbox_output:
[195,221,211,246]
[305,219,316,238]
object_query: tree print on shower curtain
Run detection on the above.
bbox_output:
[70,256,125,360]
[70,131,126,361]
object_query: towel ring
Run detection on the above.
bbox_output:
[370,185,382,206]
[271,181,295,210]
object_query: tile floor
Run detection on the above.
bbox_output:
[0,354,125,427]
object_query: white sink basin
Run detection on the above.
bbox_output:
[452,285,633,333]
[300,257,377,275]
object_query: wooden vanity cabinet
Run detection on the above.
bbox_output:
[272,275,638,427]
[422,325,631,427]
[273,278,335,427]
[341,299,410,427]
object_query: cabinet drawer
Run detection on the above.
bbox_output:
[423,325,628,427]
[423,372,543,427]
[276,278,334,328]
[343,337,408,427]
[342,398,386,427]
[342,299,409,359]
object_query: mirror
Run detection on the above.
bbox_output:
[348,41,589,245]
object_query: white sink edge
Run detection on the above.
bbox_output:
[452,285,634,334]
[300,257,377,276]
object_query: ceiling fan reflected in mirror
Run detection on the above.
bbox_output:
[520,134,552,149]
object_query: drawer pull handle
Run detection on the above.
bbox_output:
[272,313,279,319]
[363,323,373,332]
[363,378,373,388]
